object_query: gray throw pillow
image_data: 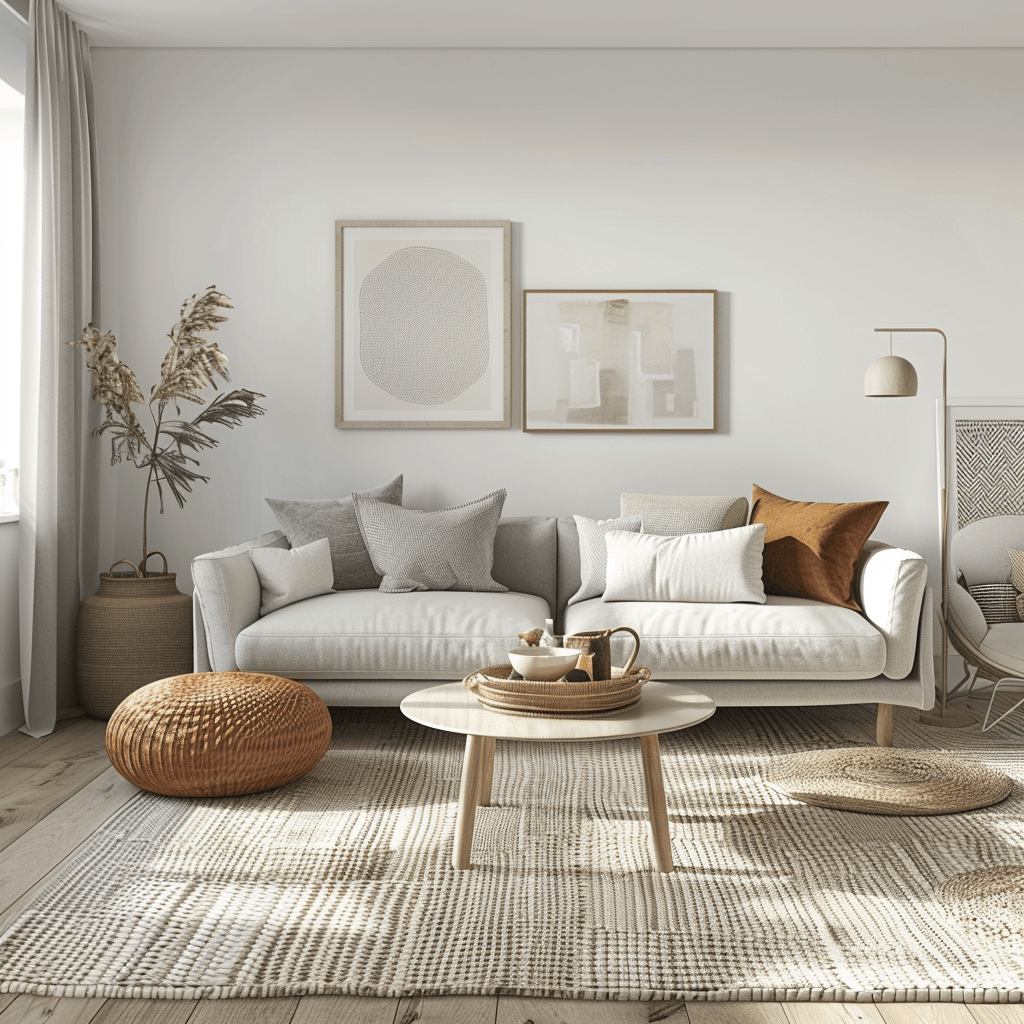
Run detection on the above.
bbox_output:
[266,475,403,591]
[352,489,508,594]
[569,514,643,605]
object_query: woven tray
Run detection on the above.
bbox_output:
[463,664,651,718]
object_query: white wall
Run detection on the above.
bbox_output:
[88,48,1024,598]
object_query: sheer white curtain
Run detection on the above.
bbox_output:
[19,0,100,736]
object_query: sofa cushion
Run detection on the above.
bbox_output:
[603,525,767,604]
[750,484,887,611]
[235,589,549,679]
[569,513,642,605]
[563,596,886,679]
[979,624,1024,678]
[620,493,749,534]
[250,537,334,616]
[266,475,403,591]
[353,488,508,594]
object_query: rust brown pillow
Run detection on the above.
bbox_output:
[750,485,888,611]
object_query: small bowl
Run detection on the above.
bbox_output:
[507,646,581,681]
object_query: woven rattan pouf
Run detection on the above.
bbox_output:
[105,672,333,797]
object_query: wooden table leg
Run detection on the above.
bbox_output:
[477,736,495,807]
[640,734,674,873]
[454,734,486,869]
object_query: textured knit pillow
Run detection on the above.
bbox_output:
[603,523,767,604]
[250,537,334,616]
[968,583,1019,625]
[569,514,642,605]
[266,475,403,591]
[750,484,887,611]
[1008,548,1024,620]
[620,493,749,535]
[352,489,508,594]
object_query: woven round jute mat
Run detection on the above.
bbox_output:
[762,747,1013,815]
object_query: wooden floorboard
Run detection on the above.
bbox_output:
[89,1001,198,1024]
[0,767,138,923]
[2,712,1023,1024]
[783,1004,885,1024]
[394,995,497,1024]
[0,995,107,1024]
[292,995,399,1024]
[0,718,112,854]
[877,1005,977,1024]
[0,717,79,772]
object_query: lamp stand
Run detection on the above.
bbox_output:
[871,329,974,729]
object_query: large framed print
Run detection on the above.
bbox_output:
[523,289,717,432]
[336,221,511,428]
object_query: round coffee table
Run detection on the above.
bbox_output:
[400,680,716,873]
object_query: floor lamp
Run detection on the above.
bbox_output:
[864,327,974,728]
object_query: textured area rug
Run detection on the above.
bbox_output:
[1,702,1023,1001]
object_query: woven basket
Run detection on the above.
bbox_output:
[105,672,333,797]
[75,554,192,719]
[463,664,651,717]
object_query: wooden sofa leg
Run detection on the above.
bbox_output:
[876,703,893,747]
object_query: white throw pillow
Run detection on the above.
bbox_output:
[603,523,767,604]
[250,537,335,616]
[569,514,642,605]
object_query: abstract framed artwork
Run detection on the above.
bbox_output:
[523,289,717,432]
[948,400,1024,532]
[336,221,511,428]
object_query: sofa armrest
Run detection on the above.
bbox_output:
[192,530,289,672]
[947,581,989,648]
[854,540,928,680]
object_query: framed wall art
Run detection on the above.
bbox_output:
[336,220,511,428]
[523,289,717,432]
[948,400,1024,532]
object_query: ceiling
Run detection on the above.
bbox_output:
[51,0,1024,48]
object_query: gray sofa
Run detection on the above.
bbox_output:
[193,515,935,746]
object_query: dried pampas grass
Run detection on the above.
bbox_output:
[73,286,266,570]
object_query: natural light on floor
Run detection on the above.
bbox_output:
[0,74,22,517]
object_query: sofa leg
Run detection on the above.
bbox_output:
[876,703,893,747]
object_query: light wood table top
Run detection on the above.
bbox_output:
[400,679,716,742]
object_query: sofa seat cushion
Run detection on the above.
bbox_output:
[563,596,886,680]
[979,624,1024,678]
[235,589,549,680]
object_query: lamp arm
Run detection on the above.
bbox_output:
[873,328,949,713]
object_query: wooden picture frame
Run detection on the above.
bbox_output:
[522,289,717,432]
[336,220,511,429]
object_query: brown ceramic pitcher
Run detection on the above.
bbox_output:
[562,626,640,681]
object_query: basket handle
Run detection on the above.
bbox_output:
[108,558,143,578]
[610,626,641,675]
[140,551,169,576]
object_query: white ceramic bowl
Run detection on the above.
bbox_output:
[507,646,581,681]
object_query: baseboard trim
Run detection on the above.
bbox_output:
[0,678,24,737]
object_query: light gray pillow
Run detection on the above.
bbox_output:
[352,489,509,594]
[266,475,403,591]
[569,514,642,606]
[250,537,334,616]
[603,524,767,604]
[620,493,749,535]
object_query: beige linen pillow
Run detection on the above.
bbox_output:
[250,537,334,616]
[620,493,749,534]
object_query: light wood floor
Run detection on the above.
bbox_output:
[1,708,1022,1024]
